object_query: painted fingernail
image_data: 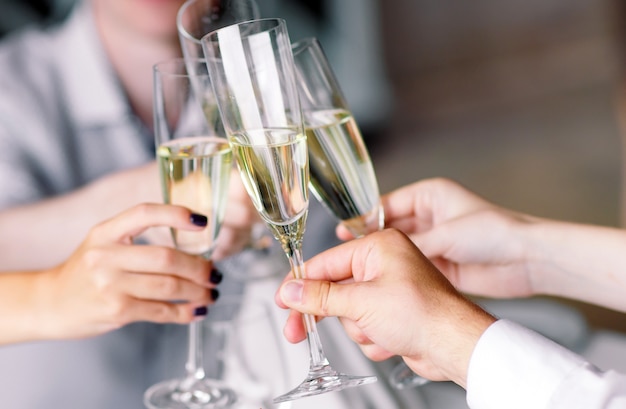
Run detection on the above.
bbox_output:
[190,213,208,227]
[194,306,208,316]
[209,268,223,284]
[210,289,220,301]
[281,280,303,304]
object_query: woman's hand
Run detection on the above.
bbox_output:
[346,178,539,299]
[33,203,219,340]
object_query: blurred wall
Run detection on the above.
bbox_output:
[378,0,620,129]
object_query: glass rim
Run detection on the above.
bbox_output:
[176,0,202,44]
[200,17,287,44]
[291,36,319,57]
[152,57,210,77]
[177,0,262,44]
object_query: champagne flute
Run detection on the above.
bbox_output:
[201,18,377,403]
[144,58,235,409]
[291,37,383,238]
[292,37,430,390]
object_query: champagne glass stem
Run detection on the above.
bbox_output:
[274,236,377,403]
[185,321,207,381]
[286,241,330,369]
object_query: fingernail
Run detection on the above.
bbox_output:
[190,213,208,227]
[209,268,223,284]
[282,280,303,304]
[210,289,220,301]
[194,306,208,316]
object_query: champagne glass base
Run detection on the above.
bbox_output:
[144,378,237,409]
[388,362,430,390]
[272,365,377,403]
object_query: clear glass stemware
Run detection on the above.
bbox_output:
[292,37,431,391]
[201,18,377,403]
[292,37,384,238]
[144,58,235,409]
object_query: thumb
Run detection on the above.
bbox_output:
[279,279,357,320]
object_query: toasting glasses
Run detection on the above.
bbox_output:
[292,38,431,390]
[145,58,235,409]
[179,0,285,281]
[201,19,377,403]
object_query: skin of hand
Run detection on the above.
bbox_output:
[276,229,496,388]
[343,177,626,312]
[362,177,539,299]
[0,1,255,270]
[211,170,262,260]
[0,162,162,270]
[0,165,259,270]
[0,203,218,346]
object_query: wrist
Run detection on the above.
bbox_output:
[512,214,551,296]
[431,295,496,388]
[0,270,53,345]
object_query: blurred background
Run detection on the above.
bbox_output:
[2,0,624,331]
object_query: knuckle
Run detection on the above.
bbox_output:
[351,330,372,345]
[82,247,107,270]
[155,276,181,297]
[154,247,179,267]
[105,297,131,325]
[149,304,174,323]
[152,304,190,324]
[133,203,154,218]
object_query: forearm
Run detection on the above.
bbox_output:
[0,163,159,270]
[524,218,626,312]
[0,271,49,346]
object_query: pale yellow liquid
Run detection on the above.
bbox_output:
[157,136,232,256]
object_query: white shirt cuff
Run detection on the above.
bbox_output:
[466,319,586,409]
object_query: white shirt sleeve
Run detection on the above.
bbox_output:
[466,319,626,409]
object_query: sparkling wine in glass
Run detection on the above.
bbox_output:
[292,37,430,390]
[144,58,235,409]
[201,19,377,403]
[292,38,383,238]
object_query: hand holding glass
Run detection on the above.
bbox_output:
[202,19,377,403]
[292,38,430,390]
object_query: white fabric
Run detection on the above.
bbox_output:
[467,319,626,409]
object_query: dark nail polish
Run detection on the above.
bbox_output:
[194,306,208,316]
[190,213,208,227]
[209,268,223,284]
[210,289,220,301]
